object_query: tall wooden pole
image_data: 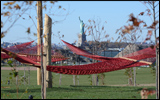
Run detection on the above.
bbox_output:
[153,2,159,99]
[157,49,159,99]
[37,1,42,86]
[37,1,44,99]
[44,14,52,88]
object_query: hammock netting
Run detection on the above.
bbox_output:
[2,48,41,68]
[1,41,68,62]
[47,59,149,75]
[4,41,34,53]
[122,46,156,62]
[61,40,156,62]
[1,40,156,75]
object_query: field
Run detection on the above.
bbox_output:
[1,67,156,99]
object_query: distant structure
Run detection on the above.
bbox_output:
[114,44,139,57]
[77,16,86,47]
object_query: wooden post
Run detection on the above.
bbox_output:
[92,60,95,86]
[37,1,45,99]
[152,2,159,99]
[24,68,25,85]
[28,67,30,85]
[73,75,75,85]
[158,49,159,99]
[44,14,52,88]
[134,67,136,86]
[77,75,79,85]
[73,61,75,86]
[133,48,136,87]
[37,1,43,86]
[43,46,46,99]
[96,74,98,86]
[16,74,18,85]
[14,60,18,86]
[59,61,62,86]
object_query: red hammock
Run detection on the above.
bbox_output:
[2,47,153,75]
[1,52,68,62]
[1,52,12,59]
[47,58,150,75]
[45,40,155,75]
[61,40,156,62]
[1,40,156,75]
[19,44,41,55]
[5,41,34,53]
[2,48,40,68]
[2,41,68,62]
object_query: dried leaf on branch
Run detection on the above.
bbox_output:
[33,33,37,36]
[14,4,21,10]
[147,30,152,36]
[1,21,3,28]
[145,37,151,41]
[122,28,130,34]
[128,13,143,27]
[26,27,30,34]
[147,20,159,29]
[1,32,5,38]
[139,12,144,15]
[3,11,10,16]
[58,6,61,9]
[105,34,109,38]
[3,2,9,6]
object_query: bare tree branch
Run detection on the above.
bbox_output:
[155,2,159,8]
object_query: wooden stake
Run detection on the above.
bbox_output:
[43,46,46,99]
[44,14,52,89]
[59,61,62,86]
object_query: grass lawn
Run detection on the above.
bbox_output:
[1,67,156,99]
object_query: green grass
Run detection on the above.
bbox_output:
[1,67,156,99]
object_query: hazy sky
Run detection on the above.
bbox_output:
[1,1,159,45]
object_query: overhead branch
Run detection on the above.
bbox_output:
[155,2,159,8]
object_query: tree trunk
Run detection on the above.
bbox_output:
[152,2,159,99]
[157,49,159,99]
[37,1,42,86]
[37,1,44,99]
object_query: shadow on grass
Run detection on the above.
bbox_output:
[2,86,85,93]
[2,85,156,94]
[70,85,156,92]
[47,87,85,92]
[70,85,138,88]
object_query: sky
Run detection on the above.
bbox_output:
[1,1,159,45]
